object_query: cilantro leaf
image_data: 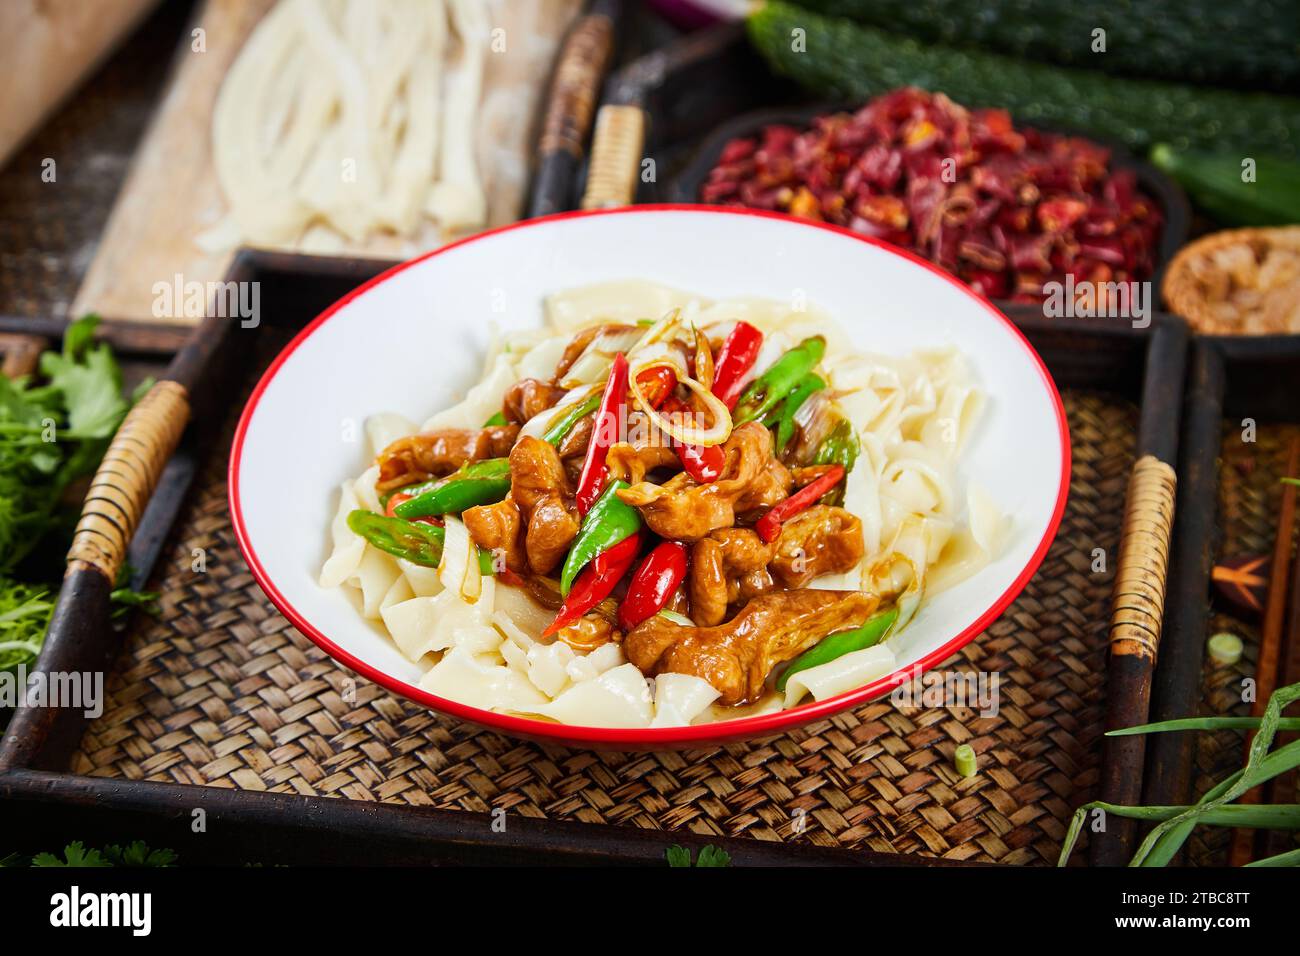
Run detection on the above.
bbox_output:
[102,841,178,867]
[40,341,126,439]
[665,844,732,867]
[0,315,134,574]
[695,845,732,867]
[32,841,111,868]
[665,845,692,867]
[0,580,54,675]
[62,314,97,358]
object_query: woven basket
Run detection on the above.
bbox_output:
[1161,226,1300,335]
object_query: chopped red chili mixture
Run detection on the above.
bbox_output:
[700,87,1163,305]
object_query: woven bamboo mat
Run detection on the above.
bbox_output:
[71,339,1136,864]
[1185,421,1300,867]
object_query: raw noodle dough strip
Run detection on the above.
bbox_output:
[426,0,488,233]
[378,0,446,233]
[209,0,314,244]
[292,0,382,240]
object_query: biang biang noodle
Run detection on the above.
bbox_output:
[320,280,1008,727]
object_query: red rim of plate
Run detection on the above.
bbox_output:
[228,204,1072,749]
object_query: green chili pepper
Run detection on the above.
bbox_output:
[347,510,497,574]
[559,479,642,595]
[394,457,511,518]
[543,392,601,446]
[812,418,860,505]
[401,457,512,497]
[773,372,825,454]
[776,605,899,693]
[474,547,500,576]
[348,510,446,567]
[483,411,508,427]
[733,336,825,425]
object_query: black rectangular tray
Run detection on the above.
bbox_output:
[0,248,1193,866]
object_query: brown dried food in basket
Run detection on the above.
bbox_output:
[1162,227,1300,335]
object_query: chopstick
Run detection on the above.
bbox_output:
[1228,435,1300,866]
[1092,317,1187,866]
[526,0,622,218]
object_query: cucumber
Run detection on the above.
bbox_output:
[748,2,1300,158]
[1150,144,1300,226]
[795,0,1300,91]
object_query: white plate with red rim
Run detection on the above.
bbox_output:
[230,205,1070,749]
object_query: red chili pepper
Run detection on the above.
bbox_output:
[635,364,677,409]
[543,533,642,637]
[661,396,726,483]
[574,352,629,516]
[755,464,846,543]
[711,321,763,410]
[496,567,527,588]
[617,540,689,632]
[675,441,725,483]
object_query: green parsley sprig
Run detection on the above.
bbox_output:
[0,316,153,675]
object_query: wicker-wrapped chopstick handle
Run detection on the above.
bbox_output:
[66,380,190,582]
[1109,454,1178,661]
[580,104,645,209]
[539,12,615,160]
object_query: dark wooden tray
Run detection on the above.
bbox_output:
[1145,335,1300,866]
[0,248,1193,866]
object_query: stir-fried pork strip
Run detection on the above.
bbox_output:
[552,323,639,383]
[689,528,778,626]
[770,505,865,588]
[790,463,840,488]
[736,568,776,603]
[376,424,518,491]
[462,497,528,573]
[605,441,680,486]
[624,589,880,705]
[527,496,580,576]
[735,458,793,514]
[557,410,595,460]
[502,378,568,424]
[616,422,772,540]
[555,614,620,652]
[509,436,580,575]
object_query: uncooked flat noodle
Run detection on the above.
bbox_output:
[319,282,1008,727]
[201,0,486,253]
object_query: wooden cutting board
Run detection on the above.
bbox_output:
[72,0,582,324]
[0,0,161,167]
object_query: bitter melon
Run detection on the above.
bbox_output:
[748,2,1300,158]
[794,0,1300,90]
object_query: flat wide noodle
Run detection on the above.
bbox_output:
[321,282,1008,726]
